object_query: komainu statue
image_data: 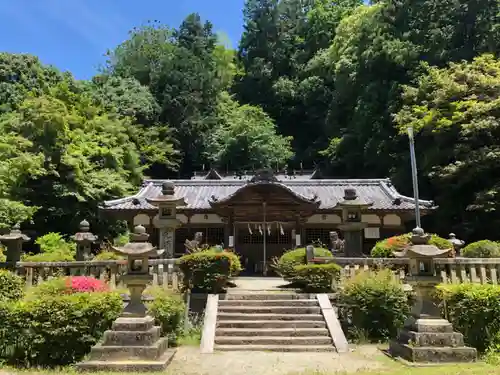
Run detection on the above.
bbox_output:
[184,232,204,253]
[329,231,345,256]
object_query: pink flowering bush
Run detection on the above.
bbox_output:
[66,276,108,293]
[29,276,108,298]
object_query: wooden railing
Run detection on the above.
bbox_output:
[0,259,182,290]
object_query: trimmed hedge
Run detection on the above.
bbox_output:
[371,233,452,258]
[0,292,122,367]
[435,283,500,352]
[0,278,186,367]
[274,247,333,281]
[337,269,411,342]
[178,250,242,293]
[292,263,341,292]
[0,269,24,302]
[461,240,500,258]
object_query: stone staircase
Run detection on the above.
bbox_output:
[214,293,336,352]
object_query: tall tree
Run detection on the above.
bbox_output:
[207,93,294,171]
[394,54,500,240]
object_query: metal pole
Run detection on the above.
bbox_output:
[407,127,421,228]
[263,201,267,276]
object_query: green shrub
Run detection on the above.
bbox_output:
[178,250,242,293]
[371,233,452,258]
[0,245,5,262]
[146,286,185,345]
[337,269,410,342]
[292,263,341,292]
[22,251,75,262]
[93,250,124,260]
[462,240,500,258]
[22,232,76,262]
[0,291,123,367]
[0,269,24,301]
[274,247,333,281]
[435,283,500,352]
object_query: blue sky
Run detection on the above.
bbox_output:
[0,0,245,80]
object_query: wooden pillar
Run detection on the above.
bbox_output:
[224,214,234,249]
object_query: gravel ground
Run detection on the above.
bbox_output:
[165,346,386,375]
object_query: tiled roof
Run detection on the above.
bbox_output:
[101,177,435,212]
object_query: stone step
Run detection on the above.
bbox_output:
[398,330,465,347]
[88,338,169,361]
[216,327,329,337]
[112,316,155,332]
[216,320,327,329]
[390,342,477,363]
[217,313,324,321]
[102,327,161,347]
[215,336,333,346]
[224,293,314,301]
[214,344,336,352]
[76,349,176,372]
[218,306,321,314]
[219,299,318,307]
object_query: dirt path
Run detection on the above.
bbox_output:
[165,346,386,375]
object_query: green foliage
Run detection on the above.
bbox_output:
[207,92,294,170]
[0,269,24,301]
[93,250,124,261]
[291,263,341,292]
[371,233,452,258]
[273,247,333,281]
[146,286,185,345]
[0,245,5,262]
[0,291,123,367]
[435,283,500,352]
[461,240,500,258]
[22,232,76,262]
[338,269,411,342]
[178,250,242,293]
[35,232,76,254]
[394,54,500,239]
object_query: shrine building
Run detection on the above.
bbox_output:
[100,169,435,273]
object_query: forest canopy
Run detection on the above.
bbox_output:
[0,0,499,241]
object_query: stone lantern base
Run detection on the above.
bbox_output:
[389,317,477,363]
[77,316,176,372]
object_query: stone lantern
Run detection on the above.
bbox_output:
[71,219,98,261]
[78,224,175,371]
[334,187,373,257]
[448,233,465,257]
[0,224,30,269]
[147,181,186,258]
[389,227,477,363]
[111,225,162,317]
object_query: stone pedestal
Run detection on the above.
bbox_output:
[77,316,176,372]
[389,317,477,363]
[389,275,476,363]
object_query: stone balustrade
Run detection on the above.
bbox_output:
[0,258,181,290]
[310,256,500,285]
[2,257,500,289]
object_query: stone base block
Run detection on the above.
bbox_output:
[112,316,155,332]
[405,318,453,333]
[88,338,169,361]
[102,327,161,346]
[389,341,477,363]
[76,349,176,372]
[398,330,464,347]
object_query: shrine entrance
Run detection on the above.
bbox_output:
[208,171,321,275]
[235,221,294,275]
